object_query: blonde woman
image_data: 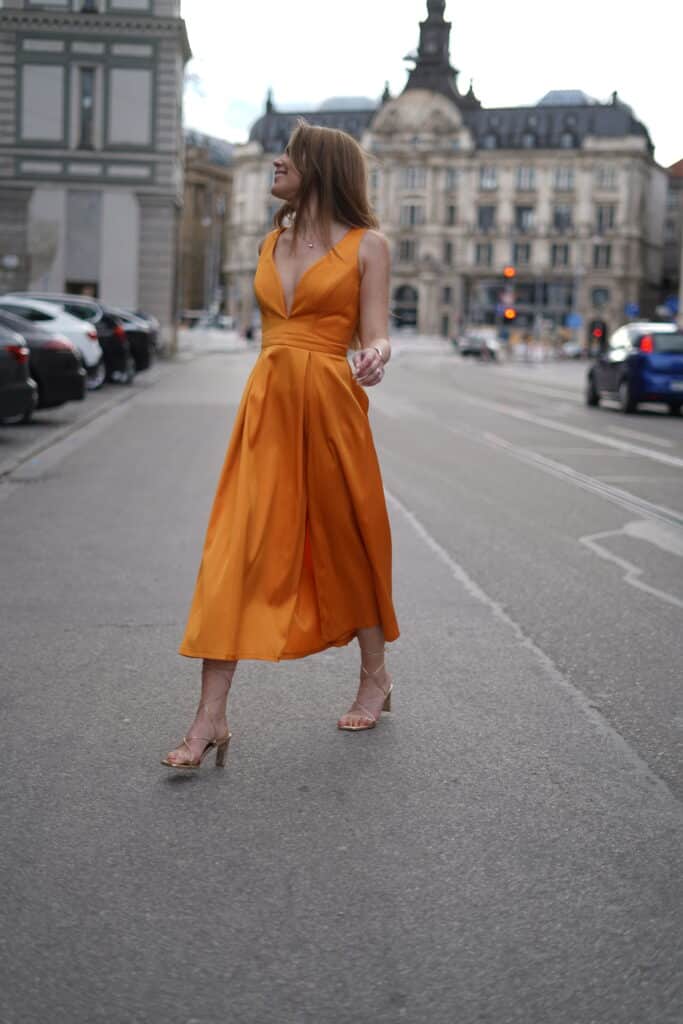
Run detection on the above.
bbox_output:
[163,121,399,769]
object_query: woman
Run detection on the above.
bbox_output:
[163,121,400,769]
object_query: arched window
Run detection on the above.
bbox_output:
[392,285,419,329]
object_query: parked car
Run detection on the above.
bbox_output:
[132,310,160,349]
[0,323,37,424]
[8,293,135,384]
[586,321,683,414]
[454,331,501,361]
[0,296,104,389]
[0,309,86,419]
[109,308,155,371]
[560,340,584,359]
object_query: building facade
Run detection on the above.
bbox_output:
[662,159,683,317]
[226,0,666,342]
[179,128,232,317]
[0,0,190,346]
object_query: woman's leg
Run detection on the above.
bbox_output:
[164,658,237,765]
[337,626,392,730]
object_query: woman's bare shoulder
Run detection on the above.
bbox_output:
[359,228,390,268]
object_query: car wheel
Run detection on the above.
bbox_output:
[618,378,637,414]
[86,356,106,391]
[668,402,682,417]
[586,372,600,406]
[123,353,136,386]
[1,408,33,425]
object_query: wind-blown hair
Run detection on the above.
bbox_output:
[274,120,379,242]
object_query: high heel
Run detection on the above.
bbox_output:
[162,696,231,770]
[337,647,393,731]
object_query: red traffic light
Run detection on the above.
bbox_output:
[503,307,517,321]
[591,327,603,339]
[503,265,516,279]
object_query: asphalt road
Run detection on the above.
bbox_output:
[1,342,682,1024]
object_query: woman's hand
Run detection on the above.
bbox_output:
[352,346,385,387]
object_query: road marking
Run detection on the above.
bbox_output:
[479,431,683,529]
[438,380,683,470]
[386,489,679,805]
[579,524,683,610]
[374,392,683,529]
[505,382,584,403]
[607,425,675,449]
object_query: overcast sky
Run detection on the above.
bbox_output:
[181,0,681,169]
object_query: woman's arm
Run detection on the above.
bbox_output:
[353,229,391,387]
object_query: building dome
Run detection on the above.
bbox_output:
[537,90,596,106]
[370,88,462,135]
[317,96,377,111]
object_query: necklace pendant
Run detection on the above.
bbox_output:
[306,242,314,248]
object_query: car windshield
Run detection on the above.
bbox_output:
[645,332,683,354]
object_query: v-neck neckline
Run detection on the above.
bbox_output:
[271,226,356,319]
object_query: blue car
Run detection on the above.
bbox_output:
[586,321,683,414]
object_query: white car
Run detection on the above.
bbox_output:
[0,295,105,389]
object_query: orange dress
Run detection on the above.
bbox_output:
[179,226,399,661]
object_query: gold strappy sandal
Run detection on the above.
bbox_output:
[337,648,392,732]
[162,697,231,769]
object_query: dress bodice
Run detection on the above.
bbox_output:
[254,227,366,356]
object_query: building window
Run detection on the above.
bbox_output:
[442,286,453,304]
[595,165,617,190]
[108,67,152,145]
[400,204,425,226]
[481,133,497,149]
[547,283,574,308]
[593,244,612,269]
[521,132,536,148]
[517,166,536,190]
[513,242,531,265]
[554,166,574,191]
[445,167,459,190]
[445,204,456,226]
[515,205,535,232]
[443,241,453,265]
[398,239,416,263]
[21,64,65,142]
[596,204,616,232]
[402,166,426,189]
[477,205,496,232]
[475,243,492,266]
[78,66,96,148]
[559,132,575,148]
[479,166,497,191]
[553,204,573,231]
[591,287,610,308]
[551,243,570,267]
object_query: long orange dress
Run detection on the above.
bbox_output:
[179,226,399,662]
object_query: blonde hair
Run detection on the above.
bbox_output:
[274,120,379,242]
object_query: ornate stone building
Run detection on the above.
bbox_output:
[662,159,683,317]
[225,0,666,341]
[0,0,190,346]
[179,128,232,316]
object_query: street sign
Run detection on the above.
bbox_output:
[664,296,679,315]
[566,312,582,328]
[624,301,640,317]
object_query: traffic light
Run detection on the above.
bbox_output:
[503,307,517,321]
[503,265,516,279]
[588,319,607,349]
